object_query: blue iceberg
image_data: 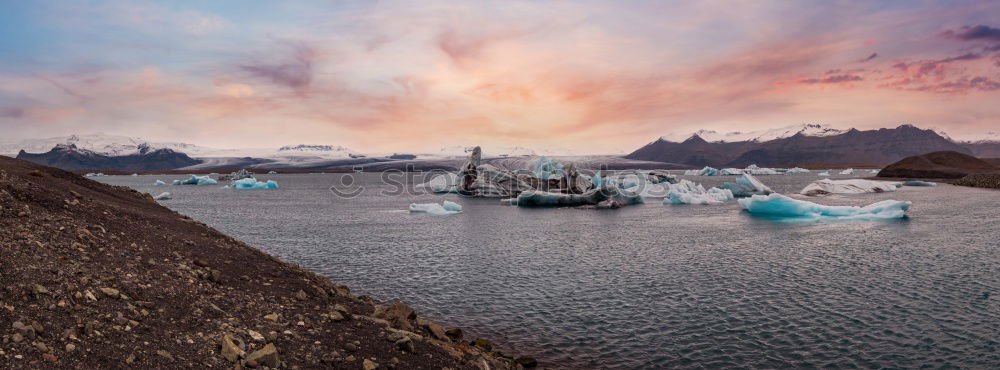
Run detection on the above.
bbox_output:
[172,175,218,186]
[232,177,279,190]
[663,180,734,205]
[901,180,936,187]
[409,200,462,215]
[153,192,172,200]
[684,166,719,176]
[529,157,565,180]
[738,193,910,221]
[153,180,166,186]
[817,171,831,176]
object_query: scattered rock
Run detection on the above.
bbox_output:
[515,356,538,368]
[422,321,448,341]
[373,302,417,331]
[220,335,245,363]
[100,287,120,298]
[245,343,280,368]
[363,359,379,370]
[445,328,463,341]
[42,353,57,362]
[156,350,175,361]
[295,290,308,301]
[247,330,265,342]
[474,338,493,351]
[263,313,279,322]
[395,337,415,353]
[65,343,76,352]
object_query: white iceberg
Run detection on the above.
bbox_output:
[416,172,460,193]
[800,179,899,196]
[817,171,831,176]
[870,169,881,174]
[839,168,854,175]
[153,192,172,200]
[408,200,462,215]
[131,173,138,177]
[684,166,719,176]
[784,167,810,174]
[529,156,565,180]
[232,177,279,190]
[744,164,779,175]
[901,180,936,187]
[738,193,910,220]
[717,174,772,197]
[172,175,218,186]
[153,180,166,186]
[84,173,106,177]
[663,180,734,205]
[719,168,744,175]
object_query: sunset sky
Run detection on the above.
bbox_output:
[1,0,999,153]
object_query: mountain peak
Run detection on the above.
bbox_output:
[660,123,845,143]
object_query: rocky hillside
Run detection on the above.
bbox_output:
[0,156,533,369]
[877,151,998,179]
[627,125,973,167]
[15,144,202,171]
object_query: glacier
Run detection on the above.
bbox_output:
[800,179,899,196]
[153,180,166,186]
[408,200,462,215]
[172,175,218,186]
[232,177,279,190]
[738,193,911,221]
[717,174,772,197]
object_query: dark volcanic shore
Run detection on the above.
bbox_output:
[0,156,534,369]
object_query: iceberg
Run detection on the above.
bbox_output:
[172,175,218,186]
[515,186,643,208]
[232,177,279,190]
[784,167,810,174]
[744,164,779,175]
[153,192,171,200]
[870,169,881,174]
[717,173,772,197]
[131,173,139,176]
[416,172,460,193]
[720,168,744,175]
[153,180,166,186]
[901,180,936,187]
[817,171,830,176]
[663,180,734,205]
[800,179,899,196]
[839,168,854,175]
[684,166,719,176]
[408,200,462,215]
[738,193,910,221]
[84,173,106,177]
[529,156,565,180]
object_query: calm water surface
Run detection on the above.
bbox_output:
[100,173,1000,369]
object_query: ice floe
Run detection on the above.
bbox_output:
[172,175,218,186]
[408,200,462,215]
[684,166,719,176]
[817,171,831,176]
[901,180,936,187]
[738,193,910,220]
[784,167,810,174]
[718,174,773,197]
[153,192,172,200]
[663,180,734,205]
[839,168,854,175]
[153,180,166,186]
[800,179,899,196]
[231,177,279,190]
[743,164,779,175]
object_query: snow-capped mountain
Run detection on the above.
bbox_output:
[433,145,575,158]
[659,123,846,143]
[0,134,360,159]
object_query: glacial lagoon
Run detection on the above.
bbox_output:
[99,172,1000,368]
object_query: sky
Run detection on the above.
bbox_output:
[1,0,999,153]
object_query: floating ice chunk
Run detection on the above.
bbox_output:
[221,185,230,189]
[684,166,719,176]
[720,168,744,175]
[744,164,779,175]
[416,172,460,193]
[800,179,899,196]
[870,169,881,174]
[232,177,279,190]
[409,201,462,215]
[901,180,936,187]
[738,193,910,220]
[267,170,278,174]
[172,175,218,186]
[153,180,166,186]
[817,171,831,176]
[785,167,810,174]
[84,173,106,177]
[153,192,171,200]
[663,181,734,205]
[839,168,854,175]
[591,173,605,189]
[131,173,138,176]
[718,174,772,197]
[515,186,643,208]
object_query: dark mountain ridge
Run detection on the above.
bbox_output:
[627,125,974,167]
[15,144,202,171]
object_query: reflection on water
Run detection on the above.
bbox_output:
[99,173,1000,368]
